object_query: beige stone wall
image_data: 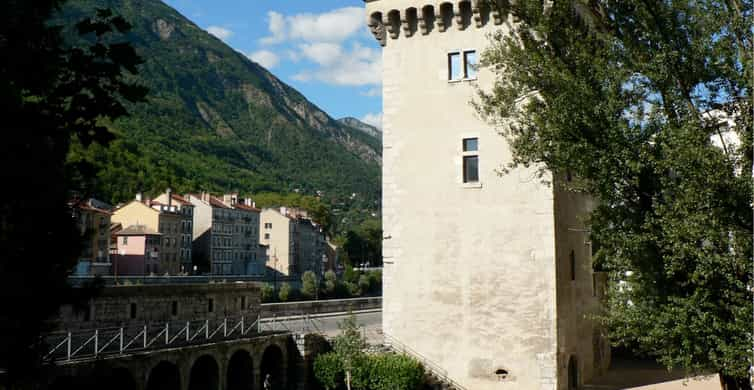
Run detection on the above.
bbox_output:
[260,209,293,276]
[369,1,560,389]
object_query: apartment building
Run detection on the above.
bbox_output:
[260,207,325,278]
[70,198,112,276]
[188,193,264,275]
[154,190,194,273]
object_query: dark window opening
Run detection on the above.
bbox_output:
[208,298,214,313]
[241,296,247,310]
[570,250,576,281]
[463,137,478,152]
[129,303,137,319]
[463,156,479,183]
[171,301,178,316]
[83,305,91,322]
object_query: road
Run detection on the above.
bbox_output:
[259,309,383,344]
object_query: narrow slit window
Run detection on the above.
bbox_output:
[171,301,178,316]
[464,50,477,79]
[208,298,214,313]
[462,137,479,183]
[448,52,462,81]
[129,303,137,319]
[570,250,576,281]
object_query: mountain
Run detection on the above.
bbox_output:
[338,117,382,139]
[58,0,381,210]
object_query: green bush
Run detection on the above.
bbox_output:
[313,352,343,390]
[367,270,381,293]
[358,274,371,294]
[323,270,337,297]
[301,271,318,299]
[261,283,275,303]
[366,354,424,390]
[278,282,292,302]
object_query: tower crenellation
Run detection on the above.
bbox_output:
[366,0,515,46]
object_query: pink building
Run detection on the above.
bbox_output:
[112,225,162,276]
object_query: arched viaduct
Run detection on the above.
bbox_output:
[45,333,322,390]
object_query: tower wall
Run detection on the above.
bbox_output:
[369,1,559,388]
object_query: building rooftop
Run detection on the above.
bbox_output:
[116,225,161,236]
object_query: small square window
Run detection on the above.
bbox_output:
[463,138,478,152]
[463,156,479,183]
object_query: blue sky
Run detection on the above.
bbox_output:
[163,0,383,128]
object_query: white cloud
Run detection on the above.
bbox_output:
[206,26,233,41]
[292,42,382,87]
[260,11,287,45]
[260,7,365,45]
[248,50,280,69]
[361,88,381,97]
[361,112,382,129]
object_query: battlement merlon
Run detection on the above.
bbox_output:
[364,0,519,46]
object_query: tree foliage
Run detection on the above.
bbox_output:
[301,270,318,299]
[0,1,146,385]
[477,0,752,386]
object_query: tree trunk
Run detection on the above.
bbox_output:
[346,370,352,390]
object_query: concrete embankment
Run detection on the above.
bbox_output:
[261,296,382,318]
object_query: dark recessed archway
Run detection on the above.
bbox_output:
[227,349,254,390]
[260,344,285,390]
[89,367,137,390]
[189,355,220,390]
[568,355,579,390]
[49,375,76,390]
[146,361,180,390]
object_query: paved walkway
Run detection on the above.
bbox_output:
[585,359,720,390]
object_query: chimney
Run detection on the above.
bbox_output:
[244,198,252,206]
[135,192,143,202]
[166,188,173,210]
[280,207,287,216]
[201,191,210,202]
[252,201,256,209]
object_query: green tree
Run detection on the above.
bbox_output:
[477,1,752,387]
[260,283,275,303]
[0,2,146,386]
[313,352,343,390]
[333,313,366,390]
[278,282,292,302]
[323,270,337,297]
[301,271,318,300]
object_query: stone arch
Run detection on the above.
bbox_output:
[90,366,138,390]
[260,343,285,390]
[437,2,454,32]
[189,354,220,390]
[386,9,401,39]
[49,375,76,390]
[403,7,419,37]
[227,349,254,390]
[420,5,436,34]
[146,361,181,390]
[568,355,579,390]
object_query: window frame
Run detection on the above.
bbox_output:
[447,49,478,82]
[461,136,481,187]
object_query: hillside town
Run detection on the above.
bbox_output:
[70,190,335,280]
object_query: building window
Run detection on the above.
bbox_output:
[462,137,479,183]
[122,236,128,245]
[171,301,178,316]
[264,233,270,239]
[208,298,214,313]
[129,303,137,319]
[570,250,576,281]
[241,296,247,310]
[448,50,477,81]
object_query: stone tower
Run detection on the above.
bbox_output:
[364,1,610,389]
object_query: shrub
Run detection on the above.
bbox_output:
[366,354,424,390]
[367,270,382,293]
[323,270,337,297]
[261,283,275,303]
[301,271,318,299]
[358,274,370,295]
[313,352,343,390]
[278,282,292,302]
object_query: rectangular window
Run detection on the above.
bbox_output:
[171,301,178,316]
[462,137,479,183]
[129,303,137,319]
[464,50,477,79]
[208,298,214,313]
[448,52,462,81]
[264,233,270,239]
[122,236,128,245]
[463,157,479,183]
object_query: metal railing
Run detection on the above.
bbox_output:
[382,332,468,390]
[43,312,333,363]
[44,315,266,363]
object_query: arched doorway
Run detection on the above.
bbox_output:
[227,349,254,390]
[260,344,285,390]
[110,367,138,390]
[568,355,579,390]
[147,361,180,390]
[89,367,138,390]
[49,376,75,390]
[189,355,220,390]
